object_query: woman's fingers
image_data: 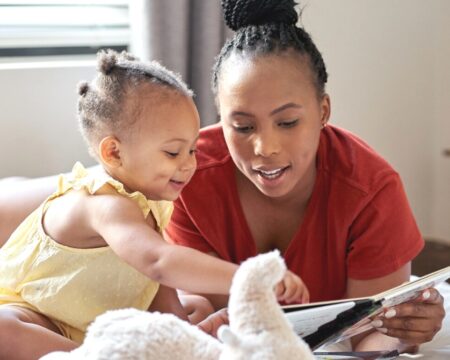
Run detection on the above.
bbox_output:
[372,288,445,344]
[415,287,444,304]
[374,325,437,344]
[388,289,445,320]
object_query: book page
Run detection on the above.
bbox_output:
[285,301,356,337]
[322,308,381,345]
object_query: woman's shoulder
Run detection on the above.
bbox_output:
[319,125,399,194]
[195,124,232,171]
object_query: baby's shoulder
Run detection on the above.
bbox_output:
[43,189,109,247]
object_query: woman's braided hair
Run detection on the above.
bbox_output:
[77,49,193,155]
[212,0,328,97]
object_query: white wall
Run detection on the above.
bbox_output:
[431,1,450,243]
[302,0,450,243]
[0,61,97,177]
[0,1,449,242]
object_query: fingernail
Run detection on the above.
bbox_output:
[422,290,430,300]
[377,327,388,334]
[371,320,383,328]
[385,309,396,318]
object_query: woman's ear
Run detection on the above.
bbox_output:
[320,94,331,128]
[98,136,122,168]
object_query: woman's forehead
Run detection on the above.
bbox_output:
[218,54,316,103]
[220,52,313,87]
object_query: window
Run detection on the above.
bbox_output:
[0,0,130,58]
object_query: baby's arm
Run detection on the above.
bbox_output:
[88,194,238,295]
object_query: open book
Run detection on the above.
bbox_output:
[283,266,450,350]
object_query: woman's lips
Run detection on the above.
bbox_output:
[253,166,290,187]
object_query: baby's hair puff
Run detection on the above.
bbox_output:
[77,49,193,158]
[77,81,89,96]
[97,49,119,75]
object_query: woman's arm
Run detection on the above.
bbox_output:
[343,173,445,351]
[0,175,57,245]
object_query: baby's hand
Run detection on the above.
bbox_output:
[275,270,310,304]
[197,308,229,338]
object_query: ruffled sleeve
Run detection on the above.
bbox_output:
[57,162,173,232]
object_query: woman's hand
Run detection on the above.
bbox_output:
[275,270,310,304]
[372,288,445,346]
[348,264,447,352]
[197,308,229,338]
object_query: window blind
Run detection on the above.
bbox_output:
[0,0,129,56]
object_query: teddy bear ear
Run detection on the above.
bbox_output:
[246,250,287,282]
[218,325,240,347]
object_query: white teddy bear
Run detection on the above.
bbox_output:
[217,250,314,360]
[41,251,314,360]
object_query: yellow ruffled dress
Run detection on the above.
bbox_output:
[0,163,173,343]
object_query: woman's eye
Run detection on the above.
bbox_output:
[189,148,197,155]
[165,151,179,158]
[233,125,253,133]
[279,119,298,128]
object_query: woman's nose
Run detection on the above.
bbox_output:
[253,132,280,158]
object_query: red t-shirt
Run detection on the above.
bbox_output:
[166,124,424,302]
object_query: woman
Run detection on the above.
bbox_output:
[165,0,445,352]
[0,0,445,353]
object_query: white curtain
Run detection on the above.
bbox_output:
[129,0,231,126]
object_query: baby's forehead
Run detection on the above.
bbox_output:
[129,91,198,133]
[130,82,185,105]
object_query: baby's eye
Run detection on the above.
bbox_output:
[279,119,298,128]
[164,151,179,158]
[189,148,197,155]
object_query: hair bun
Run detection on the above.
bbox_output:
[77,81,89,96]
[97,49,118,75]
[221,0,298,31]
